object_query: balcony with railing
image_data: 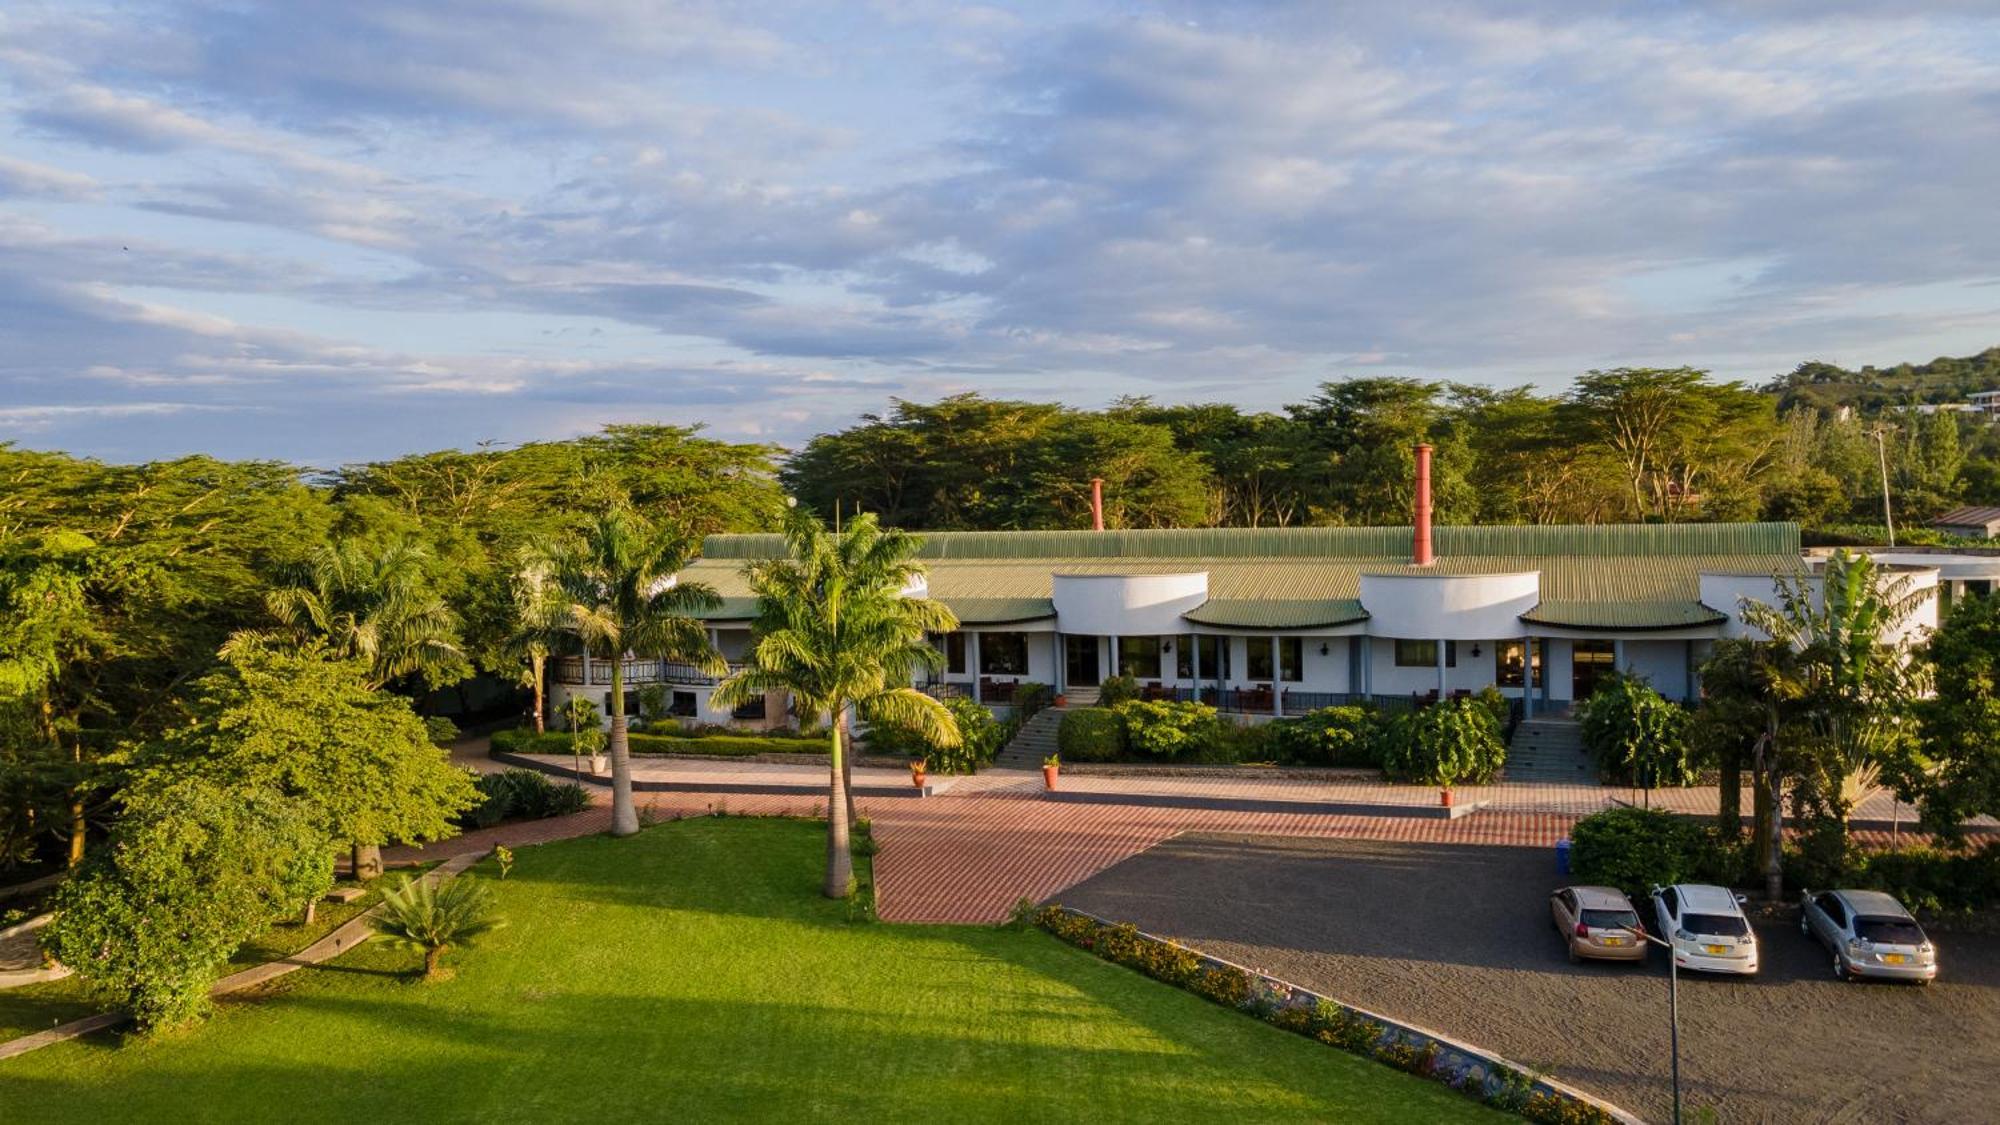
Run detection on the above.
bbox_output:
[552,658,747,687]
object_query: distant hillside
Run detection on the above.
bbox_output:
[1765,347,2000,414]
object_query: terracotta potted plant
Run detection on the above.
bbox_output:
[1439,788,1454,809]
[590,750,609,776]
[1043,754,1060,790]
[1053,693,1067,708]
[910,757,928,789]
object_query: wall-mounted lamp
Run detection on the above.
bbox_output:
[1470,643,1482,658]
[1318,643,1330,656]
[1162,640,1173,653]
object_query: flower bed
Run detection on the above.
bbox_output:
[1035,905,1634,1125]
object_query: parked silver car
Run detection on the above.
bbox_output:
[1800,889,1938,983]
[1650,883,1759,974]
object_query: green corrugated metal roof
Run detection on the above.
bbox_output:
[683,523,1805,630]
[702,522,1800,561]
[940,597,1055,624]
[1521,601,1727,629]
[1182,599,1369,628]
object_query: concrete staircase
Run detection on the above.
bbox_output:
[1062,687,1101,708]
[1505,718,1598,784]
[996,706,1064,770]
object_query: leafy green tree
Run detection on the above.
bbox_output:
[869,695,1001,774]
[1908,594,2000,838]
[502,551,569,734]
[246,538,468,692]
[542,510,722,837]
[1286,378,1475,524]
[712,508,959,897]
[135,640,479,881]
[41,778,332,1031]
[370,873,503,981]
[1577,675,1698,794]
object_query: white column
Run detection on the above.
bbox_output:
[1110,634,1121,680]
[1052,633,1064,694]
[969,631,982,704]
[1613,637,1626,674]
[1436,638,1447,698]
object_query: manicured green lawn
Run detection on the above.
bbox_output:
[2,818,1499,1123]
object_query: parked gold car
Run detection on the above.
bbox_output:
[1550,885,1647,962]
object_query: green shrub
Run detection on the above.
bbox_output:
[1379,698,1505,786]
[1268,706,1381,767]
[1210,719,1272,764]
[1578,675,1697,786]
[460,768,591,828]
[1116,700,1221,759]
[1567,806,1742,896]
[423,715,461,747]
[1831,841,2000,915]
[1097,674,1141,707]
[868,696,1002,773]
[1474,686,1510,731]
[1057,707,1126,762]
[1015,681,1052,720]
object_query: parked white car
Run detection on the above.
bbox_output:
[1650,883,1758,975]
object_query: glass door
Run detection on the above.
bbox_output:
[1064,635,1101,687]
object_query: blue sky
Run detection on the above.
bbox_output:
[2,1,1997,465]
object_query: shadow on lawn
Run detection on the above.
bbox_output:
[4,958,1488,1123]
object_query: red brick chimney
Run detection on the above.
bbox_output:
[1091,477,1105,531]
[1412,444,1434,566]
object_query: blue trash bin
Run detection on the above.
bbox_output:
[1555,837,1571,875]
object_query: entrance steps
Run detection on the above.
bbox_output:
[1505,718,1597,784]
[1062,687,1101,708]
[995,707,1064,769]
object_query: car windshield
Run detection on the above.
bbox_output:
[1681,913,1749,937]
[1854,917,1925,945]
[1582,909,1639,930]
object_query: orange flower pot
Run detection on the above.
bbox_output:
[1440,789,1455,808]
[910,764,928,789]
[1043,765,1059,790]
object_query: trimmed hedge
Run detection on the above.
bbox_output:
[1057,707,1126,762]
[1569,806,1742,897]
[1118,700,1222,759]
[492,727,830,758]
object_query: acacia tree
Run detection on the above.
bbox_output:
[711,508,960,897]
[0,531,102,867]
[542,510,721,837]
[137,640,478,881]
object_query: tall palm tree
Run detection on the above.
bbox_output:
[711,506,960,898]
[503,551,568,734]
[248,539,465,691]
[545,509,721,836]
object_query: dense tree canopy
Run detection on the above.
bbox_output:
[784,352,1999,533]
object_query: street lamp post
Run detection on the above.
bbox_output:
[1623,924,1682,1125]
[1871,427,1896,548]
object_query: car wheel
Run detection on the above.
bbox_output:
[1799,915,1810,936]
[1831,953,1847,981]
[1567,943,1580,963]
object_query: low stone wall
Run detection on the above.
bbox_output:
[1036,906,1639,1125]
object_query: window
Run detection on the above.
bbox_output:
[1117,636,1162,680]
[1279,637,1303,683]
[1196,635,1226,680]
[1246,638,1274,681]
[670,691,697,717]
[1176,635,1194,680]
[1659,887,1679,916]
[1496,640,1541,688]
[1393,640,1457,667]
[978,632,1029,676]
[943,632,965,675]
[1821,895,1847,927]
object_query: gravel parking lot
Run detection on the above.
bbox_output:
[1059,834,2000,1124]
